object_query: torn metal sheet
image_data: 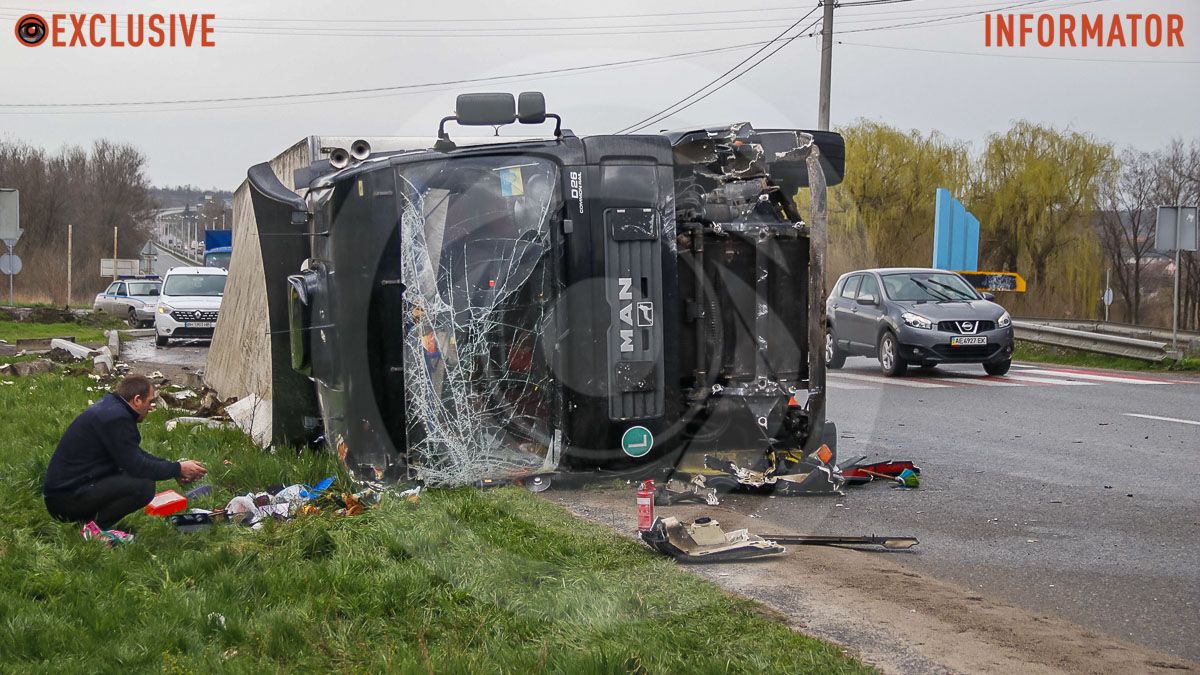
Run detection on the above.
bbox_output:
[655,474,720,506]
[704,453,846,496]
[640,516,784,563]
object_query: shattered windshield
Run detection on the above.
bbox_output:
[397,155,561,485]
[882,272,978,302]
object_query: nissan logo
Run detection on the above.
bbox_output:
[959,321,975,333]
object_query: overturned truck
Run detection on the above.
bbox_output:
[208,92,845,489]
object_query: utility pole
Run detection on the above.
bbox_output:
[66,224,73,307]
[112,226,118,281]
[817,0,835,130]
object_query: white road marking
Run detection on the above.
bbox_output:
[1022,369,1171,385]
[1003,374,1098,386]
[826,380,873,391]
[1124,413,1200,427]
[926,376,1023,387]
[829,372,951,388]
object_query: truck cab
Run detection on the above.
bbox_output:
[238,93,844,488]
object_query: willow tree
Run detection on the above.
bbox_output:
[971,122,1113,316]
[799,120,971,276]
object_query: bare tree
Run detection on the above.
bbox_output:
[0,140,154,305]
[1097,149,1158,323]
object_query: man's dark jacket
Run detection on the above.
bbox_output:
[43,393,180,494]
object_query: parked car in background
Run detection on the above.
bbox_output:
[92,276,161,327]
[825,267,1014,376]
[154,266,227,347]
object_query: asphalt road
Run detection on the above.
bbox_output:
[755,357,1200,662]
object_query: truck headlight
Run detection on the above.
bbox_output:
[998,311,1011,328]
[901,312,933,330]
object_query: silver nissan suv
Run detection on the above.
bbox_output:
[825,268,1014,377]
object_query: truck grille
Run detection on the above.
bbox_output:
[171,310,219,322]
[938,320,996,334]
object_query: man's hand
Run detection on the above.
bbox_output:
[179,460,208,484]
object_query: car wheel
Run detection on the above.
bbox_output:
[825,329,846,369]
[156,335,169,348]
[878,331,908,377]
[984,358,1012,376]
[127,308,140,328]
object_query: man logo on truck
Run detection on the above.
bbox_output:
[617,276,634,353]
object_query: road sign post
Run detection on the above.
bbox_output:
[1155,205,1199,356]
[0,189,20,307]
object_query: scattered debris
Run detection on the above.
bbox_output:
[49,338,94,361]
[640,516,785,563]
[225,394,272,448]
[759,533,919,550]
[1,359,54,377]
[654,474,720,506]
[703,453,845,496]
[165,417,233,432]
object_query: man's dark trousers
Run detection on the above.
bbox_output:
[45,474,155,530]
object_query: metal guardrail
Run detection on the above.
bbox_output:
[1017,317,1200,355]
[1012,320,1180,362]
[154,242,202,266]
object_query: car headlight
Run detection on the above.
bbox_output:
[998,311,1011,328]
[901,312,933,330]
[158,304,173,314]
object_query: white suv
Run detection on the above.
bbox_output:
[155,266,228,347]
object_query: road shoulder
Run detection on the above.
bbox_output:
[551,487,1198,675]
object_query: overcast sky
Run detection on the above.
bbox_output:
[1,0,1196,189]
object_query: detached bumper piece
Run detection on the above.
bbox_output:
[640,516,784,563]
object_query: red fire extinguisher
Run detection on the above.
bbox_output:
[637,480,656,532]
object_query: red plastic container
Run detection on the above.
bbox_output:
[145,490,187,517]
[636,480,655,532]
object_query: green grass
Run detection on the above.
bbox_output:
[0,369,869,673]
[1015,340,1200,372]
[0,316,128,346]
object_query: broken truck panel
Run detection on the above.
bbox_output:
[640,516,785,563]
[227,92,844,487]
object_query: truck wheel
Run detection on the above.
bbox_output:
[825,329,846,369]
[156,335,169,348]
[878,331,908,377]
[984,358,1012,376]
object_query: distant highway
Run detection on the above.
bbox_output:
[151,242,200,275]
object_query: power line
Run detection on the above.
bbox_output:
[616,10,826,134]
[0,40,775,111]
[839,41,1200,64]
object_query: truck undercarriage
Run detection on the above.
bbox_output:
[235,93,845,490]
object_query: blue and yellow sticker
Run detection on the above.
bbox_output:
[498,166,525,197]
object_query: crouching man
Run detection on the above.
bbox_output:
[42,374,207,540]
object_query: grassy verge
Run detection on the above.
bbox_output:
[0,369,869,673]
[1015,340,1200,372]
[0,317,127,346]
